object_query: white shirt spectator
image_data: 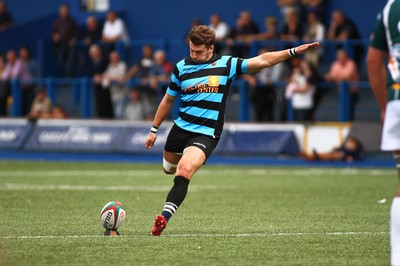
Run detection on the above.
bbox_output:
[286,74,315,109]
[102,51,127,119]
[102,17,129,42]
[208,14,230,41]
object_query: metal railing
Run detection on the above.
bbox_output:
[9,77,372,122]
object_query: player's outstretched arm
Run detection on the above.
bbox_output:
[247,42,320,74]
[366,46,387,118]
[145,93,176,149]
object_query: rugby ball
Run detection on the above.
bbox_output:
[100,201,126,230]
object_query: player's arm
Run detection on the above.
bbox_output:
[366,46,387,114]
[145,93,176,149]
[246,42,320,74]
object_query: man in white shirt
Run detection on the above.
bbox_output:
[208,14,229,42]
[102,11,129,56]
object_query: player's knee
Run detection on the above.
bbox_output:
[176,164,193,178]
[163,158,177,175]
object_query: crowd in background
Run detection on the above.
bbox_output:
[0,0,368,123]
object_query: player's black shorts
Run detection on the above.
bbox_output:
[164,124,219,159]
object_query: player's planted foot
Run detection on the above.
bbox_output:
[152,215,167,236]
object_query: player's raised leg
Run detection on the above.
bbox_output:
[152,147,205,236]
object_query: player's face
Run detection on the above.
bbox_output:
[189,42,214,63]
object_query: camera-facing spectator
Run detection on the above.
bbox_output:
[51,3,78,77]
[0,49,33,116]
[0,0,12,32]
[101,11,129,56]
[85,44,114,119]
[83,16,103,46]
[327,9,364,69]
[301,136,365,163]
[123,88,150,121]
[102,50,127,119]
[324,47,359,121]
[26,89,52,120]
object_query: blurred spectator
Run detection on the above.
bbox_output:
[301,136,365,162]
[302,11,325,66]
[85,44,114,119]
[0,49,33,116]
[209,14,230,42]
[0,0,12,32]
[209,14,230,54]
[300,0,326,23]
[52,3,78,77]
[242,47,290,121]
[226,10,260,57]
[102,50,127,119]
[19,45,38,115]
[148,50,173,95]
[241,16,279,45]
[285,59,319,122]
[184,17,202,43]
[324,47,359,121]
[101,11,129,56]
[124,43,154,84]
[19,45,39,78]
[0,53,5,78]
[26,89,52,120]
[125,44,155,115]
[276,0,299,23]
[327,10,364,69]
[42,104,68,119]
[82,16,103,46]
[280,9,303,42]
[123,88,149,120]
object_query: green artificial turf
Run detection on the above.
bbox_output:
[0,161,395,265]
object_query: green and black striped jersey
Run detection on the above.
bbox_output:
[370,0,400,101]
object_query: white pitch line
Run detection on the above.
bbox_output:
[169,231,389,237]
[1,183,237,192]
[1,231,388,240]
[0,168,393,178]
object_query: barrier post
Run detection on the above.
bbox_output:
[286,99,293,122]
[238,80,249,122]
[36,39,45,78]
[72,79,80,105]
[115,42,126,62]
[80,77,91,118]
[46,77,56,103]
[250,41,258,57]
[339,82,350,122]
[10,79,21,117]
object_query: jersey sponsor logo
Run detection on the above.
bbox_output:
[392,83,400,90]
[208,76,219,86]
[193,142,206,149]
[183,81,219,94]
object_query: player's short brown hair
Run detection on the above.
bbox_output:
[188,25,216,48]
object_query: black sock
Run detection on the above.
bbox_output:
[161,175,190,221]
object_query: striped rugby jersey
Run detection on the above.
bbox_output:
[166,54,249,138]
[370,0,400,101]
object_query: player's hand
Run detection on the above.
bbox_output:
[294,42,320,55]
[145,133,157,149]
